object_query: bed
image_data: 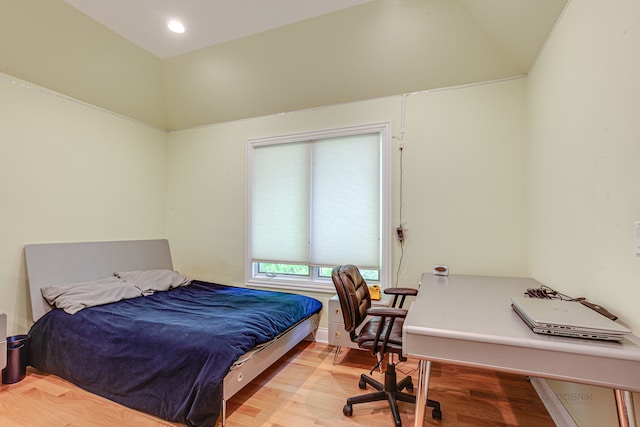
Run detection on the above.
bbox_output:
[24,239,322,427]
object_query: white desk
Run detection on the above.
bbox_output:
[403,274,640,427]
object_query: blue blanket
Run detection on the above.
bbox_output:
[29,280,322,426]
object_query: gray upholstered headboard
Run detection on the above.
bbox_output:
[25,239,173,322]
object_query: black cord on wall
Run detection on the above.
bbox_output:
[395,143,404,287]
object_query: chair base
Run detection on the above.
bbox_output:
[343,363,442,427]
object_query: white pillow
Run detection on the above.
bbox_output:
[41,276,141,314]
[114,269,191,294]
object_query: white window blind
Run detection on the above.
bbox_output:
[251,133,381,269]
[251,141,311,264]
[309,134,380,268]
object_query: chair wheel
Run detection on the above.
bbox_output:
[406,381,414,392]
[358,378,367,389]
[432,407,442,420]
[343,404,353,417]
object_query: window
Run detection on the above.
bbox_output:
[246,122,391,292]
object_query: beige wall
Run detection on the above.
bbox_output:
[165,78,529,328]
[2,0,557,132]
[161,0,528,130]
[0,74,167,334]
[401,81,528,279]
[527,0,640,424]
[0,0,165,129]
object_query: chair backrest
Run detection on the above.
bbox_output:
[331,265,372,335]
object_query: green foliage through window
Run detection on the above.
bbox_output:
[258,263,310,276]
[260,263,379,282]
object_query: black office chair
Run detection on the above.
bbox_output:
[331,265,442,427]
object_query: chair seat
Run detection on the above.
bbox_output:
[357,318,404,354]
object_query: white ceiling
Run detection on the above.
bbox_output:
[64,0,373,59]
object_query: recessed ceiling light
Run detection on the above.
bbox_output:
[168,20,185,34]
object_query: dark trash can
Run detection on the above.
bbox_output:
[2,334,30,384]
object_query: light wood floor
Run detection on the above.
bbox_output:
[0,341,555,427]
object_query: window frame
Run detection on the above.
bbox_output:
[245,122,392,293]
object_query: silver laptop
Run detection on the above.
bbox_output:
[511,297,631,341]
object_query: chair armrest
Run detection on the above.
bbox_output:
[383,287,417,308]
[383,287,418,296]
[366,307,407,318]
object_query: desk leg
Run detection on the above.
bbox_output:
[414,360,432,427]
[615,389,637,427]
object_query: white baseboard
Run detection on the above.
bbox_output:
[313,327,328,344]
[530,377,577,427]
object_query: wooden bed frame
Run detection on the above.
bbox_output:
[24,239,319,425]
